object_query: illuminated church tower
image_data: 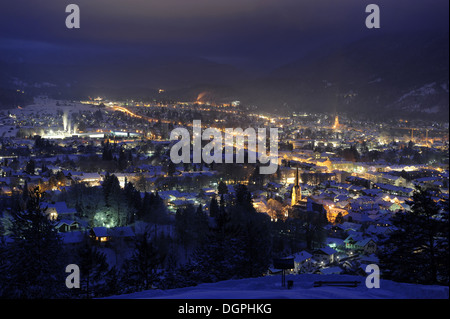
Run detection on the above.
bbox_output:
[291,167,302,206]
[333,115,340,130]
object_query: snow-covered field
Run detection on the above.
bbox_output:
[107,274,449,299]
[8,98,94,116]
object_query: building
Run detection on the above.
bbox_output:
[55,220,80,232]
[313,247,338,265]
[291,167,302,206]
[333,115,341,130]
[44,201,77,220]
[292,250,313,273]
[344,236,377,255]
[90,227,110,243]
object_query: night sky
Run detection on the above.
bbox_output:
[0,0,448,70]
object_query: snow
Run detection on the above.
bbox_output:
[291,251,312,263]
[319,266,343,275]
[398,83,437,102]
[368,77,382,84]
[105,274,449,299]
[8,98,95,117]
[315,247,337,256]
[421,106,441,114]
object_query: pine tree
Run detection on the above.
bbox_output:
[175,205,196,259]
[299,210,327,250]
[0,230,10,296]
[122,232,164,291]
[139,192,169,240]
[191,232,245,283]
[209,196,219,218]
[167,161,176,177]
[436,198,449,284]
[192,185,272,282]
[229,185,272,278]
[102,142,113,161]
[218,181,228,195]
[102,174,126,226]
[100,266,121,297]
[74,232,110,298]
[124,181,141,224]
[25,159,35,175]
[334,212,344,224]
[193,204,209,244]
[378,187,449,285]
[118,148,128,171]
[239,212,272,278]
[151,192,169,225]
[2,187,67,298]
[22,180,29,200]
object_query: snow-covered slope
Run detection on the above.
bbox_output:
[107,274,449,299]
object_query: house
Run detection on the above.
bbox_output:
[312,247,337,265]
[334,194,350,203]
[327,224,347,238]
[374,183,414,197]
[90,226,135,243]
[344,234,362,250]
[200,187,217,198]
[325,237,346,251]
[267,267,283,275]
[90,227,110,243]
[387,202,403,212]
[55,219,80,232]
[344,211,373,224]
[340,222,362,233]
[365,224,393,238]
[356,238,377,255]
[291,250,313,273]
[44,201,77,220]
[168,199,196,212]
[69,172,103,186]
[344,235,377,254]
[380,174,409,187]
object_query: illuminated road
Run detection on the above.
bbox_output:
[110,105,171,124]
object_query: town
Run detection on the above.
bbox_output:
[0,95,448,298]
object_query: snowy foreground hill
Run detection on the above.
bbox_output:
[107,274,449,299]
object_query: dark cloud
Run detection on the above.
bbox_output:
[0,0,448,68]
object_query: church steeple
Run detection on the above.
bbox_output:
[333,115,340,129]
[291,167,301,206]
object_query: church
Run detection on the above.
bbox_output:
[291,167,301,206]
[291,167,307,209]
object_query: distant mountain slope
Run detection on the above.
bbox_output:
[106,273,449,299]
[239,32,449,119]
[0,56,249,104]
[1,32,448,120]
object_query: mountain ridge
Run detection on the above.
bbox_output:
[1,31,448,121]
